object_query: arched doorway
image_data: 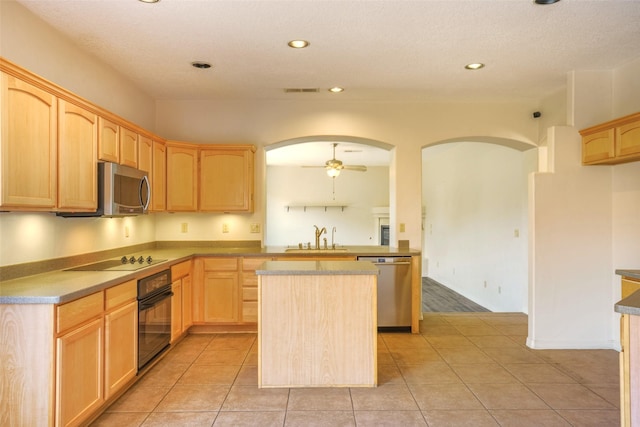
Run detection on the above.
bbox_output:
[422,138,537,313]
[264,135,393,247]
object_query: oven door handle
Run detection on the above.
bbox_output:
[139,290,174,310]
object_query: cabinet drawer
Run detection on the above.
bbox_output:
[202,257,238,271]
[243,286,258,302]
[242,302,257,322]
[171,260,192,278]
[242,257,271,271]
[242,273,258,287]
[57,291,104,334]
[105,280,136,311]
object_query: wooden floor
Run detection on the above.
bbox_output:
[422,277,490,312]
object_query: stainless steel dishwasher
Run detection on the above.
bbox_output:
[357,256,412,332]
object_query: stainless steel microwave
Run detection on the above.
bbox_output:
[58,162,150,217]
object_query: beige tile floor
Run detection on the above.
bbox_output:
[91,313,620,426]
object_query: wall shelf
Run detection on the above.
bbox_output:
[285,204,348,212]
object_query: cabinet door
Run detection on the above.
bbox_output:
[138,135,153,173]
[56,318,104,427]
[98,117,119,163]
[166,144,198,211]
[616,119,640,160]
[58,99,98,211]
[182,275,193,331]
[171,280,183,343]
[151,140,166,211]
[582,128,615,164]
[1,72,57,208]
[104,300,137,400]
[199,147,254,212]
[203,272,239,323]
[119,126,138,167]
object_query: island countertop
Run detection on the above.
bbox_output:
[256,260,380,276]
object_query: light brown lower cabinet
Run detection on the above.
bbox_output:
[104,300,137,399]
[0,280,137,427]
[56,317,104,427]
[171,260,193,342]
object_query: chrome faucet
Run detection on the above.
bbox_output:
[314,225,326,249]
[331,226,337,249]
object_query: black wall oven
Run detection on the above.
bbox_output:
[137,269,172,371]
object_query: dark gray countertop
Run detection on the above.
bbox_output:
[256,260,379,276]
[0,245,418,304]
[616,269,640,281]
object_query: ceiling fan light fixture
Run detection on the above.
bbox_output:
[534,0,560,4]
[327,168,340,178]
[465,63,485,70]
[288,40,309,49]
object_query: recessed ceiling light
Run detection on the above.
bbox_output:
[465,63,485,70]
[534,0,560,4]
[138,0,160,3]
[191,61,212,69]
[288,40,310,49]
[329,87,344,93]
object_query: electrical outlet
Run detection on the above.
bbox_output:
[484,280,487,288]
[514,229,520,238]
[180,223,188,233]
[124,226,129,238]
[399,223,406,232]
[250,223,260,233]
[222,223,230,233]
[498,286,502,294]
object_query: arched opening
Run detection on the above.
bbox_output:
[422,138,537,313]
[264,135,394,247]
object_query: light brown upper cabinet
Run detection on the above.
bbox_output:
[137,135,152,174]
[199,145,255,212]
[119,126,138,168]
[166,142,198,211]
[98,118,138,168]
[98,117,119,163]
[58,99,98,211]
[581,112,640,165]
[151,140,167,212]
[0,72,57,209]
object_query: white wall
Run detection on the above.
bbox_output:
[0,213,156,266]
[265,166,389,247]
[155,99,540,250]
[422,142,535,313]
[0,0,155,129]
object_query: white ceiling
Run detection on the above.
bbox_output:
[13,0,640,165]
[15,0,640,103]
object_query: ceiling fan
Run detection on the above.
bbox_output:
[304,143,367,178]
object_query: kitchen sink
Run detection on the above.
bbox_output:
[284,248,349,253]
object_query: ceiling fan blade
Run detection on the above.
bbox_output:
[301,165,326,168]
[343,165,367,172]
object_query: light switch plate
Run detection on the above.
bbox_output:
[250,223,260,233]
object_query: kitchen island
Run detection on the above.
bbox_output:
[256,260,379,388]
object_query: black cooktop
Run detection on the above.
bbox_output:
[66,257,167,272]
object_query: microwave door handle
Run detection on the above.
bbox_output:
[140,175,151,211]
